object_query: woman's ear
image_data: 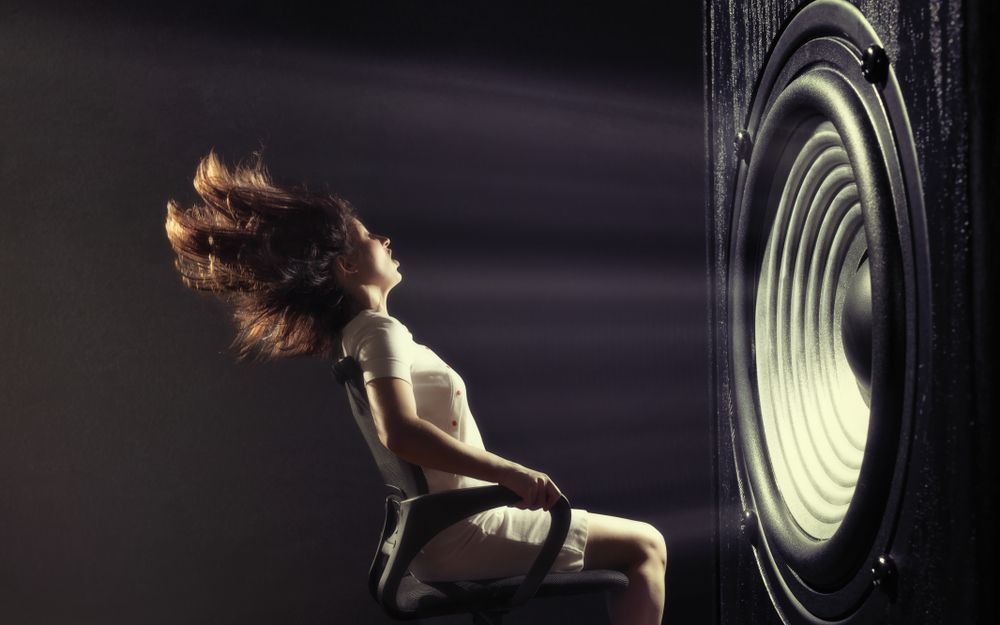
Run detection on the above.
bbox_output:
[335,253,357,276]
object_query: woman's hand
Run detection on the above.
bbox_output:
[497,462,563,511]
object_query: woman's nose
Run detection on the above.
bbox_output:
[382,236,391,247]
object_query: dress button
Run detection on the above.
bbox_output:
[452,420,458,427]
[456,389,462,396]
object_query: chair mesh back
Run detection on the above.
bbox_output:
[332,356,429,499]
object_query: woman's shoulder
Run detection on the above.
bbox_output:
[341,310,415,352]
[343,309,410,332]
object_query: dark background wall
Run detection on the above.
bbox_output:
[0,2,708,623]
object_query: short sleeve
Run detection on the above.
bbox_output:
[345,313,415,385]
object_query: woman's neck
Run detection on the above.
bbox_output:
[347,285,389,316]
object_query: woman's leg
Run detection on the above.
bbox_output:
[582,512,667,625]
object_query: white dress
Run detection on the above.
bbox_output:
[341,310,589,582]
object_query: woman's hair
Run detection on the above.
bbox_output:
[165,150,358,362]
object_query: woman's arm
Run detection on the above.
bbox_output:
[365,376,562,511]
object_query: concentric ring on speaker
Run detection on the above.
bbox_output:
[755,119,871,542]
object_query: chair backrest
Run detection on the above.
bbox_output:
[331,355,429,500]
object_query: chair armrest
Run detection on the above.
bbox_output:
[377,484,572,616]
[508,494,572,607]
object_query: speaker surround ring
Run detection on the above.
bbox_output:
[726,0,929,621]
[734,64,902,590]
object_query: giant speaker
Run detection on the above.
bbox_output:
[707,0,998,623]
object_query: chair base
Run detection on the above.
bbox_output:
[471,611,505,625]
[393,569,629,621]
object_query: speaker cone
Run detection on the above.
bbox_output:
[755,119,871,542]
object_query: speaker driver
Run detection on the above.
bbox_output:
[726,0,928,620]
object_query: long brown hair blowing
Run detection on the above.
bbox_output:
[165,150,358,362]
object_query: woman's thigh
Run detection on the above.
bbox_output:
[583,512,667,572]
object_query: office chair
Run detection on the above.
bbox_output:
[332,355,629,624]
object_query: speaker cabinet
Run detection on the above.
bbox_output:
[707,0,998,622]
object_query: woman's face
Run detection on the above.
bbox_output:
[346,217,401,290]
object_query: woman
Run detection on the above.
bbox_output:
[164,151,667,624]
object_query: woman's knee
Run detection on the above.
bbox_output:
[627,521,666,572]
[642,523,667,571]
[584,514,667,572]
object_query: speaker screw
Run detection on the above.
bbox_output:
[871,554,897,594]
[861,44,889,84]
[734,130,753,162]
[739,508,758,545]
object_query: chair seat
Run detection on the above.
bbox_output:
[395,570,629,617]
